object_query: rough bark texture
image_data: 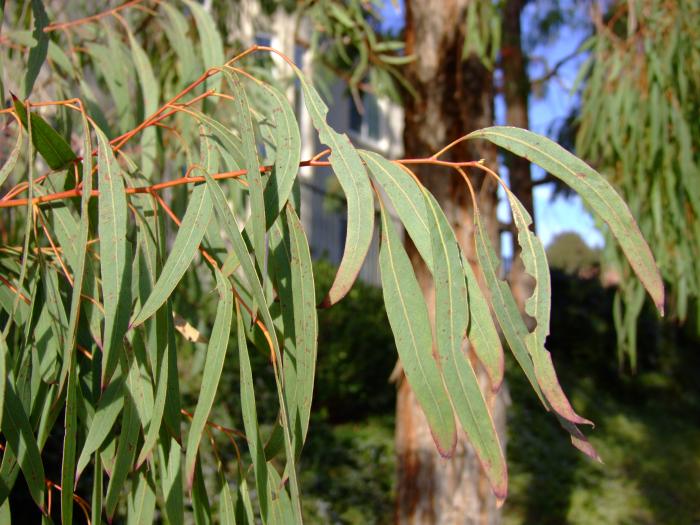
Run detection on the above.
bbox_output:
[501,0,535,319]
[396,1,509,523]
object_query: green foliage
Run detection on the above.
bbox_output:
[576,0,700,366]
[0,1,662,522]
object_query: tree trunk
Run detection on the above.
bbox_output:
[396,1,508,523]
[501,0,535,317]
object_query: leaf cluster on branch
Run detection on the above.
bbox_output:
[0,1,662,522]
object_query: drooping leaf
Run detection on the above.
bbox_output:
[468,126,664,313]
[75,376,125,480]
[2,381,45,509]
[422,190,507,497]
[184,269,233,486]
[184,0,224,92]
[161,3,198,84]
[104,391,141,519]
[506,191,591,426]
[205,173,302,523]
[378,203,456,456]
[224,70,266,274]
[292,64,374,306]
[361,151,432,265]
[269,205,317,458]
[192,455,213,525]
[236,304,269,522]
[96,126,130,387]
[158,435,185,525]
[58,111,93,401]
[131,184,212,327]
[127,467,157,525]
[23,0,48,98]
[473,210,545,405]
[256,81,302,227]
[363,152,503,388]
[125,27,159,178]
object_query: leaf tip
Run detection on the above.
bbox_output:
[432,429,457,459]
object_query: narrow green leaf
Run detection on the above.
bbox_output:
[161,3,198,84]
[235,477,255,525]
[60,353,78,525]
[125,27,159,178]
[12,96,78,170]
[188,109,246,172]
[132,184,212,327]
[134,303,171,468]
[0,124,22,187]
[75,376,125,480]
[423,191,507,497]
[104,394,140,519]
[225,71,266,276]
[473,211,545,405]
[363,151,503,387]
[292,64,374,306]
[269,205,317,458]
[468,126,664,313]
[184,0,224,92]
[91,454,103,525]
[461,250,504,390]
[96,126,130,387]
[158,435,185,525]
[23,0,48,98]
[507,192,591,426]
[206,176,302,522]
[361,151,433,265]
[218,467,236,525]
[127,467,157,525]
[185,269,233,486]
[266,466,295,525]
[237,303,269,522]
[0,332,6,430]
[257,82,302,227]
[58,112,93,404]
[192,456,213,525]
[2,381,45,509]
[378,204,457,456]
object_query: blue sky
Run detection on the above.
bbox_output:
[378,0,604,251]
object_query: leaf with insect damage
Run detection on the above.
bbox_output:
[468,126,664,314]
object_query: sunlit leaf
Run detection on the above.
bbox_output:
[269,205,317,458]
[468,126,664,313]
[184,269,233,486]
[292,63,374,306]
[378,203,457,456]
[423,190,507,497]
[131,184,212,327]
[236,302,269,522]
[95,126,131,388]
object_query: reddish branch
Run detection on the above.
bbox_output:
[43,0,154,33]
